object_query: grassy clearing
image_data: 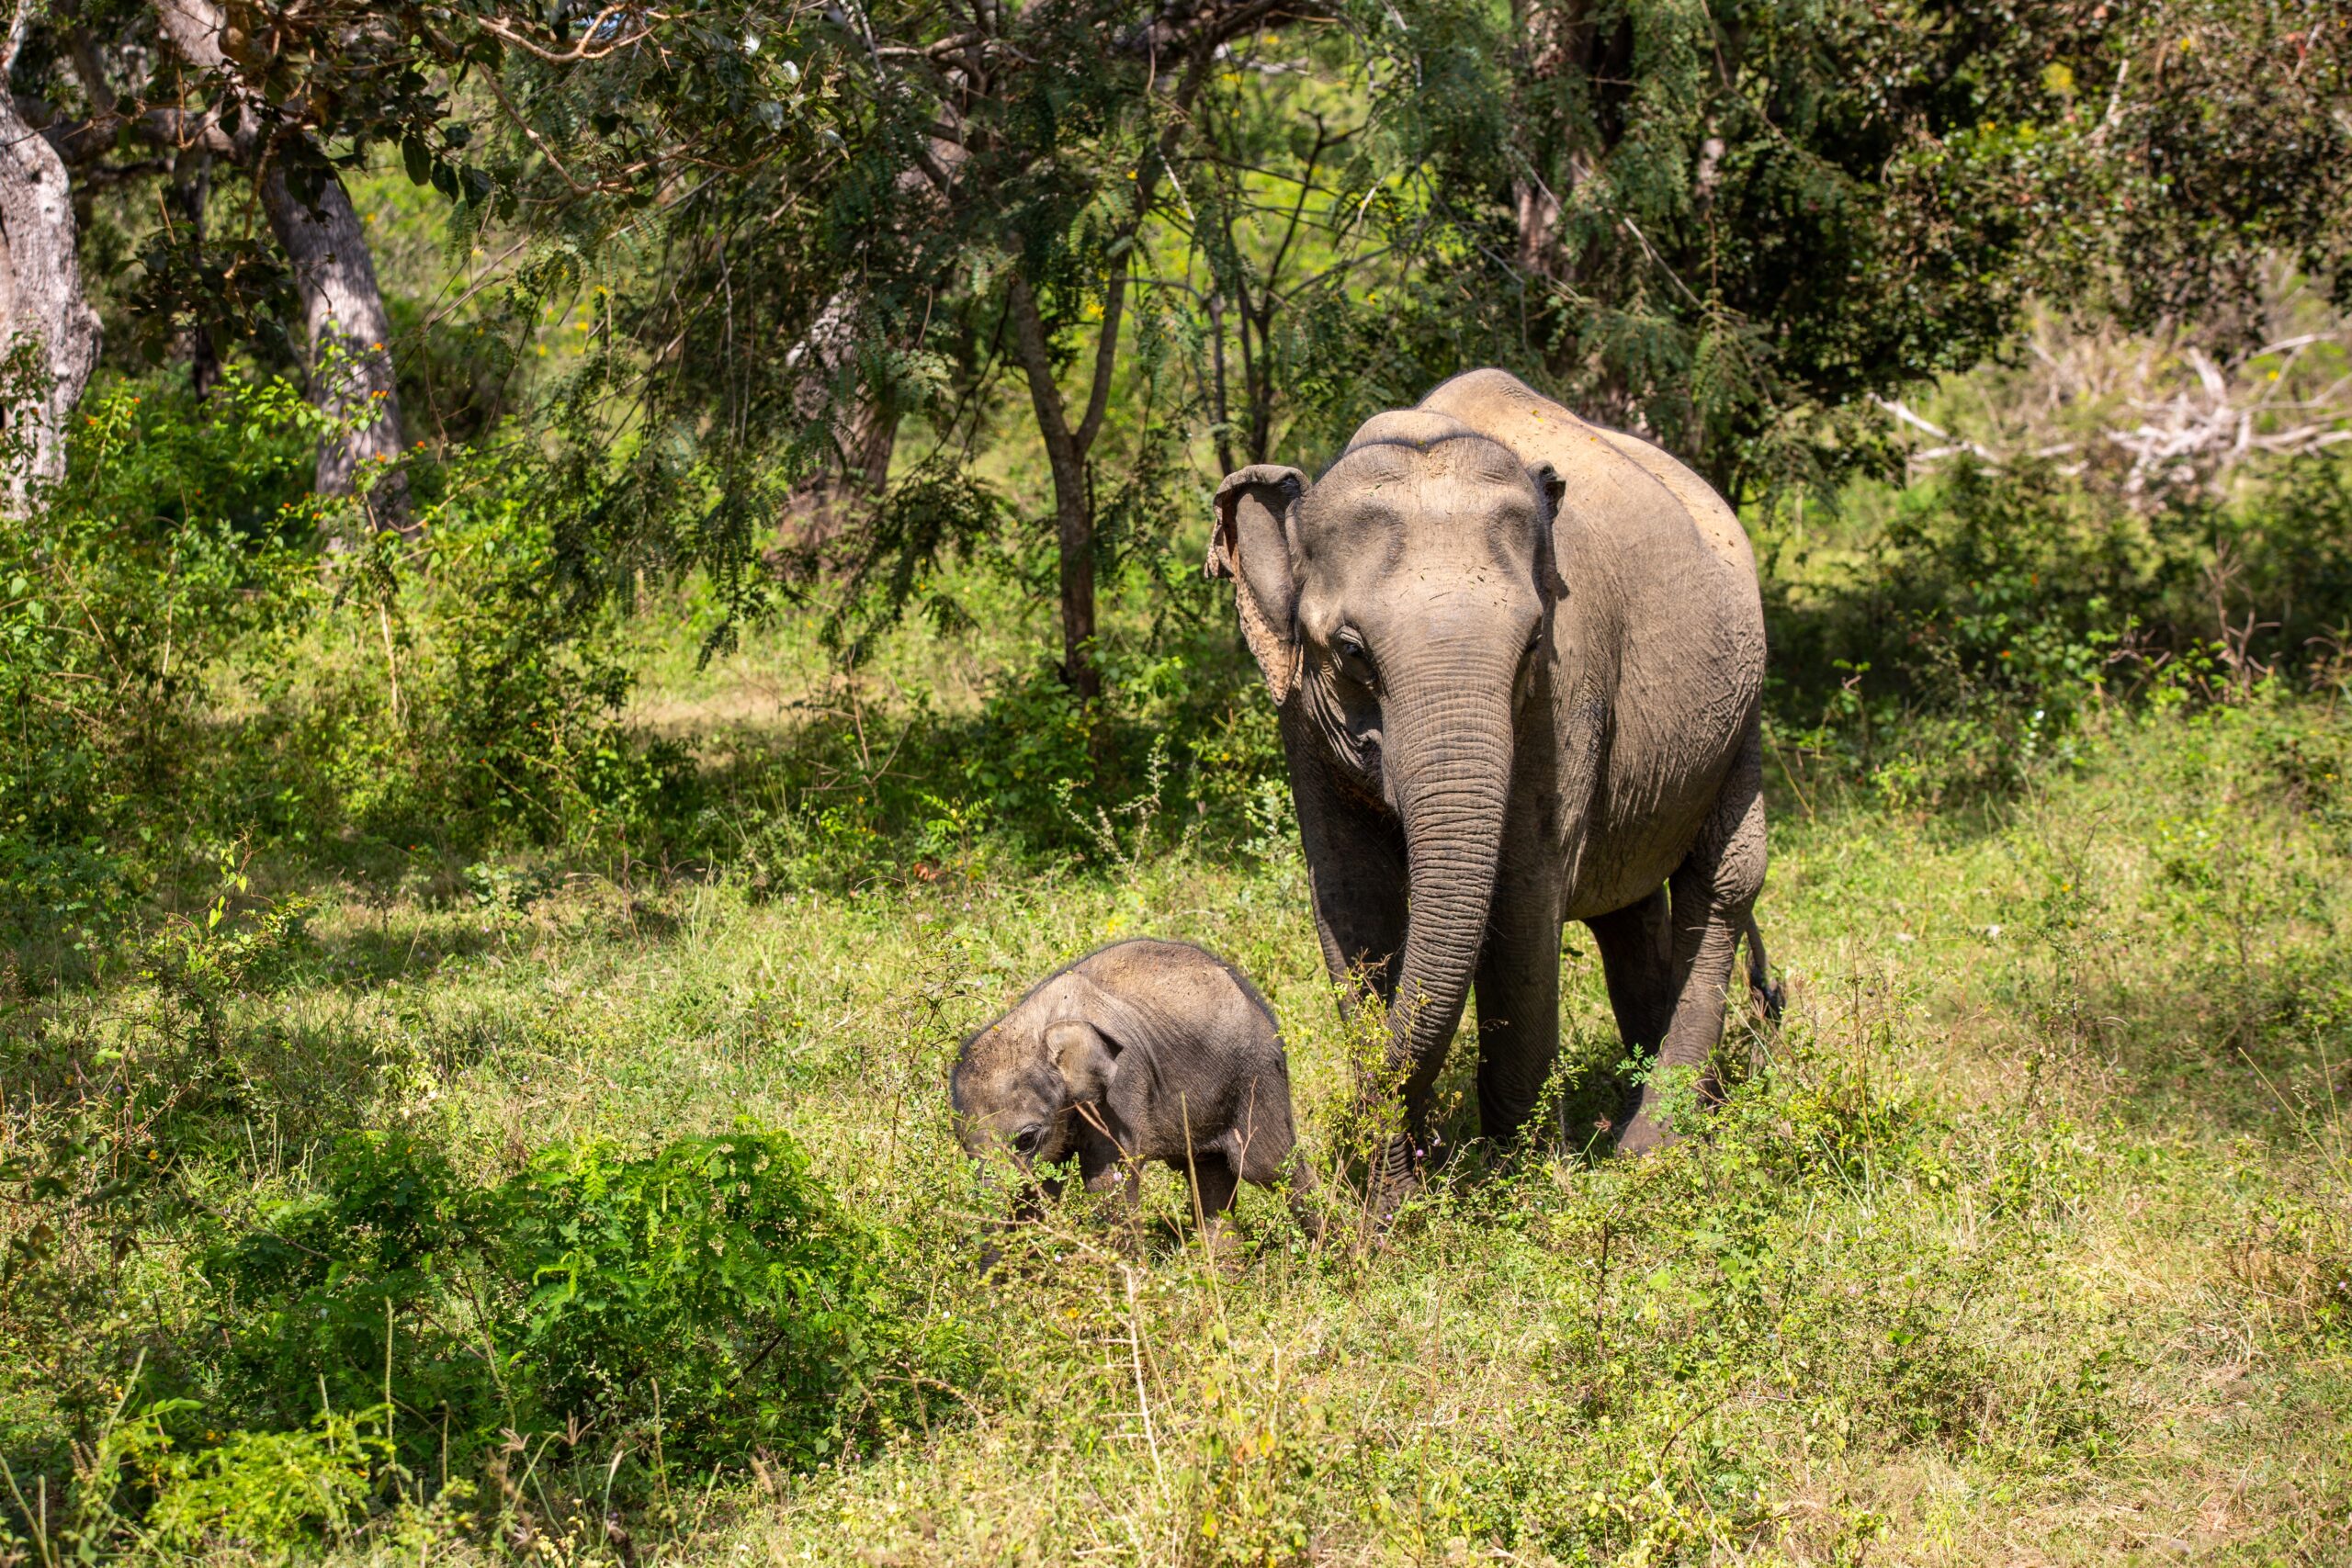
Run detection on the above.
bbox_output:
[10,677,2347,1565]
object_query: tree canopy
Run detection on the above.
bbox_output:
[6,0,2345,681]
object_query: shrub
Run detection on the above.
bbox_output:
[500,1134,925,1471]
[1766,453,2352,805]
[191,1127,959,1495]
[0,372,330,950]
[106,1401,393,1554]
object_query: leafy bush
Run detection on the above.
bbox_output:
[0,374,330,950]
[408,501,700,842]
[1766,453,2352,806]
[192,1127,958,1492]
[0,373,720,956]
[105,1401,394,1554]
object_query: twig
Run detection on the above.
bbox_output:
[473,7,655,64]
[1119,1262,1166,1491]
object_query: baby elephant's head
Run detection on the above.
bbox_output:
[949,1009,1120,1172]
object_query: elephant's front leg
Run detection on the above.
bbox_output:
[1293,762,1409,1020]
[1472,842,1565,1153]
[1077,1116,1141,1231]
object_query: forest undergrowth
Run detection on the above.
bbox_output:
[6,652,2349,1562]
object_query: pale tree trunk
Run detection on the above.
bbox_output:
[258,164,413,529]
[0,16,102,514]
[1510,0,1591,280]
[156,0,413,536]
[778,134,971,525]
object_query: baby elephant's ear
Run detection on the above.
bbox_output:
[1045,1018,1120,1102]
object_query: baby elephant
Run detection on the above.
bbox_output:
[951,938,1318,1246]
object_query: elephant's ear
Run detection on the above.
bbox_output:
[1206,464,1307,705]
[1528,460,1567,522]
[1044,1017,1121,1104]
[1527,460,1571,602]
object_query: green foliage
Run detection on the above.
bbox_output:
[0,373,329,951]
[421,511,699,843]
[815,458,1012,662]
[110,1402,394,1554]
[0,381,729,953]
[2093,0,2352,329]
[194,1126,945,1484]
[6,1113,963,1556]
[1766,453,2352,807]
[501,1133,939,1470]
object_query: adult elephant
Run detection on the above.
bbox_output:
[1205,368,1773,1179]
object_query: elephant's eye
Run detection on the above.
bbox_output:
[1333,627,1378,689]
[1011,1126,1043,1156]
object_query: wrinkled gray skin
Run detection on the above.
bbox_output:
[1205,368,1776,1181]
[951,939,1318,1245]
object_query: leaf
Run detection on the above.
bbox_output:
[402,136,433,186]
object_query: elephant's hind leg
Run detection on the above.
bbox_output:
[1588,886,1674,1055]
[1178,1151,1243,1258]
[1618,728,1768,1156]
[1587,885,1673,1142]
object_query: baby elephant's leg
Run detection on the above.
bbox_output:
[1238,1120,1323,1242]
[1181,1152,1242,1258]
[1078,1120,1145,1252]
[1009,1173,1065,1222]
[1279,1146,1325,1242]
[978,1173,1063,1274]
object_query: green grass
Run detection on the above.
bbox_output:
[7,657,2351,1562]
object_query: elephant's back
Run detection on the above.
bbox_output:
[1590,428,1758,582]
[1071,940,1295,1167]
[1071,940,1285,1065]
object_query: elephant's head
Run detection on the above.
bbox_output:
[950,978,1127,1171]
[1205,412,1563,1134]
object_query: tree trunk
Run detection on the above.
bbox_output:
[156,0,413,536]
[1510,0,1593,280]
[257,165,413,532]
[976,37,1220,717]
[786,284,901,522]
[0,18,102,514]
[168,151,220,397]
[1007,275,1101,704]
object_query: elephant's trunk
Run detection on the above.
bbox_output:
[1376,639,1518,1190]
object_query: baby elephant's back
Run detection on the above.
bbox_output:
[1074,939,1295,1176]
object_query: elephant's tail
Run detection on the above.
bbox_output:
[1742,914,1785,1024]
